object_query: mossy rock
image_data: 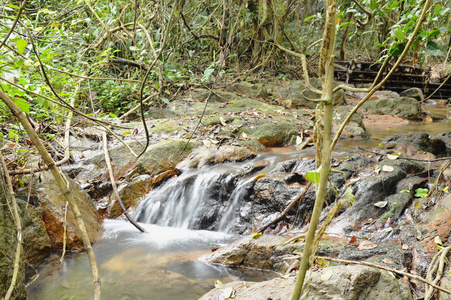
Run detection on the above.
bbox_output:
[241,119,299,147]
[226,81,269,98]
[151,119,184,134]
[137,139,199,176]
[361,97,422,120]
[226,98,286,114]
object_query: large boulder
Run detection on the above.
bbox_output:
[35,171,104,250]
[136,139,199,180]
[333,106,368,138]
[199,265,412,300]
[360,97,422,120]
[382,132,448,157]
[399,88,424,101]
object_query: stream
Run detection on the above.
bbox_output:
[27,102,451,299]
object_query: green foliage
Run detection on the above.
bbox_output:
[92,81,139,115]
[306,171,321,183]
[414,188,429,198]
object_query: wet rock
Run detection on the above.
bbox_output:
[382,132,448,157]
[399,88,424,101]
[65,140,142,182]
[137,139,199,177]
[35,171,104,250]
[331,158,425,228]
[333,106,368,138]
[200,265,412,300]
[360,97,422,120]
[108,174,154,218]
[21,202,51,260]
[417,193,451,255]
[201,235,287,270]
[177,143,262,170]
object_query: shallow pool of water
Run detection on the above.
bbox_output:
[27,220,279,300]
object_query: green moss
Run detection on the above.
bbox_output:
[151,120,183,134]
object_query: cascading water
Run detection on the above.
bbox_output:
[132,151,316,234]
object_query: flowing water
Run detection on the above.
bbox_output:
[27,220,278,300]
[27,101,451,299]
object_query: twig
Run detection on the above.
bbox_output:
[0,152,23,300]
[102,132,147,233]
[256,182,312,233]
[283,254,451,295]
[0,0,28,50]
[316,256,451,295]
[425,245,451,299]
[60,201,69,262]
[0,90,102,300]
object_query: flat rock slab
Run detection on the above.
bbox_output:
[200,265,412,300]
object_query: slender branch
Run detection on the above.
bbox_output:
[0,152,23,300]
[102,132,147,233]
[257,182,312,234]
[0,90,102,299]
[0,0,28,50]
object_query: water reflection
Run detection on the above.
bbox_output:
[27,220,278,300]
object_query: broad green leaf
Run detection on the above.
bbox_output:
[428,28,440,38]
[306,171,321,183]
[395,27,404,41]
[12,98,30,114]
[414,188,428,198]
[434,4,442,16]
[161,98,170,104]
[202,66,215,85]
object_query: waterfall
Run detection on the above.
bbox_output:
[132,151,313,233]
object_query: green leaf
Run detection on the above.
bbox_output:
[395,27,404,41]
[306,171,321,183]
[400,190,410,193]
[6,4,20,9]
[414,188,428,198]
[388,43,405,56]
[161,98,170,104]
[202,65,216,85]
[12,98,30,114]
[434,4,442,16]
[428,28,440,38]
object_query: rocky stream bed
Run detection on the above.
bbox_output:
[4,79,451,299]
